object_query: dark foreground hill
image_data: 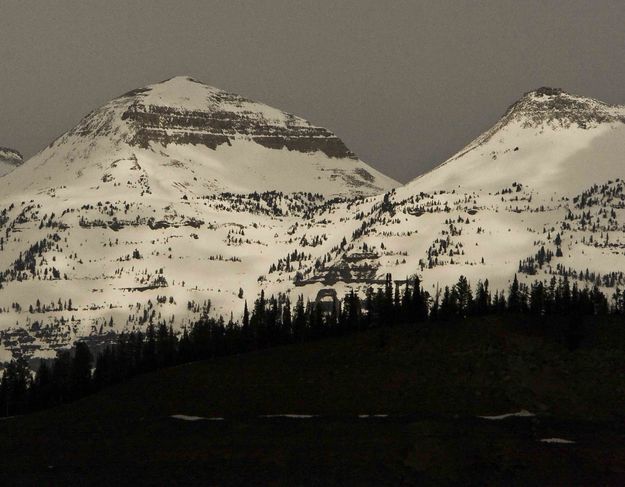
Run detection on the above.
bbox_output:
[1,317,625,486]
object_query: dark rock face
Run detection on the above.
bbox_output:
[0,147,23,176]
[0,147,23,165]
[121,101,356,159]
[533,87,564,97]
[56,77,365,163]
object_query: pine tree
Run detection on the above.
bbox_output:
[508,274,521,312]
[293,295,306,342]
[411,276,428,322]
[529,281,545,317]
[455,275,473,317]
[474,279,491,315]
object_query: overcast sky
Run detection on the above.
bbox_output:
[1,0,624,182]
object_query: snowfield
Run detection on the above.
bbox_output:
[0,82,624,360]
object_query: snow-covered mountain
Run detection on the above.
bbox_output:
[4,76,396,199]
[0,84,624,362]
[0,147,22,177]
[286,87,625,306]
[408,87,625,195]
[0,77,395,360]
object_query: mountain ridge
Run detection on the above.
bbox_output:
[0,82,624,361]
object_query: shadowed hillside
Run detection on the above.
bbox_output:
[1,316,625,485]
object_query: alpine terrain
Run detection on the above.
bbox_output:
[0,76,397,361]
[1,82,624,362]
[294,87,625,300]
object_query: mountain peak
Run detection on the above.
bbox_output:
[502,87,625,129]
[526,86,565,97]
[406,86,625,195]
[161,75,200,83]
[142,75,223,102]
[13,78,397,198]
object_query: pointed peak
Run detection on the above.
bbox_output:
[163,75,199,82]
[145,75,222,96]
[114,76,221,104]
[154,75,206,87]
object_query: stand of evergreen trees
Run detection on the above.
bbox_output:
[1,273,624,417]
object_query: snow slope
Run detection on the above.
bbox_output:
[0,77,395,359]
[406,87,625,195]
[288,88,625,309]
[3,76,397,200]
[1,85,624,361]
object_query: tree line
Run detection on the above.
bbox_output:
[1,273,624,417]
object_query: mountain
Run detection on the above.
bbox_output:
[286,88,625,307]
[0,77,395,361]
[408,87,625,195]
[4,76,397,199]
[0,147,23,177]
[0,84,624,361]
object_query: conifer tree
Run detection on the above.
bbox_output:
[508,274,521,312]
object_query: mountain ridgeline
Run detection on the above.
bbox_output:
[0,80,624,361]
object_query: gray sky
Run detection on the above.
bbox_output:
[1,0,624,183]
